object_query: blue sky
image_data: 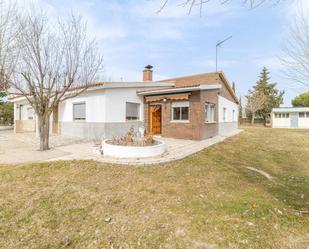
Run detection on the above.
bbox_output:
[23,0,309,105]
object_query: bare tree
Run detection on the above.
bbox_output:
[0,0,18,92]
[281,9,309,87]
[246,92,267,124]
[7,12,103,151]
[157,0,282,15]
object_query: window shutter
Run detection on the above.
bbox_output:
[126,102,140,120]
[73,103,86,120]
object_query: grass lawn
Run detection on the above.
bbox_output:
[0,128,308,249]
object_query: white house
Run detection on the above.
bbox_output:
[272,107,309,129]
[10,66,239,140]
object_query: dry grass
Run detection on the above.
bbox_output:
[0,127,308,249]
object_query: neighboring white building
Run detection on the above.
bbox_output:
[272,107,309,129]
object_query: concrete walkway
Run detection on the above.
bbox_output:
[0,129,242,165]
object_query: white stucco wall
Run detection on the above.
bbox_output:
[58,87,144,123]
[218,95,238,123]
[272,112,309,128]
[105,88,144,123]
[59,89,106,122]
[298,116,309,128]
[271,113,290,128]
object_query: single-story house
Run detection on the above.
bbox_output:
[10,66,239,140]
[272,107,309,129]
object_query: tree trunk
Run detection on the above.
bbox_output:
[251,113,255,125]
[38,114,50,151]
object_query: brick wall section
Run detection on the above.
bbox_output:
[144,103,149,134]
[144,72,238,140]
[160,91,201,140]
[144,90,219,140]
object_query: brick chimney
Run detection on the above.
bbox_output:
[143,65,153,82]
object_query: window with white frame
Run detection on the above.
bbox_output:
[205,103,215,123]
[73,102,86,120]
[306,112,309,118]
[126,102,140,121]
[232,109,235,121]
[27,107,34,120]
[223,107,227,122]
[172,101,189,121]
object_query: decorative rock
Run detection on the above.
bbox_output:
[104,217,112,223]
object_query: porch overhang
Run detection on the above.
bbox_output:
[145,93,191,102]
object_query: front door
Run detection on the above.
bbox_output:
[290,113,298,128]
[150,105,161,134]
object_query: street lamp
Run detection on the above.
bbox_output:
[216,35,232,72]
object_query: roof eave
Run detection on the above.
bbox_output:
[137,84,222,96]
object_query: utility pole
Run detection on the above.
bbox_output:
[216,35,232,72]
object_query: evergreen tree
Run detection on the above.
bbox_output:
[0,91,13,125]
[253,67,284,121]
[0,91,6,104]
[239,96,243,119]
[232,82,236,92]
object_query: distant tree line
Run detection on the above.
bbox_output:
[292,92,309,107]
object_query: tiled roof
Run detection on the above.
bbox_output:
[157,71,238,103]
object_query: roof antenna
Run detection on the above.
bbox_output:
[216,35,232,72]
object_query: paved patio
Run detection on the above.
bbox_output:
[0,129,242,165]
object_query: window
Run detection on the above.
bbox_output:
[275,113,289,118]
[232,110,236,121]
[306,112,309,118]
[73,102,86,120]
[205,103,215,123]
[126,102,140,121]
[27,107,34,120]
[172,101,189,121]
[223,107,227,122]
[299,112,305,118]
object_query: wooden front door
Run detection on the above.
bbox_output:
[150,105,161,134]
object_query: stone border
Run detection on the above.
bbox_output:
[96,130,243,166]
[102,139,166,158]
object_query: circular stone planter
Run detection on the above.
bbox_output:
[102,139,166,158]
